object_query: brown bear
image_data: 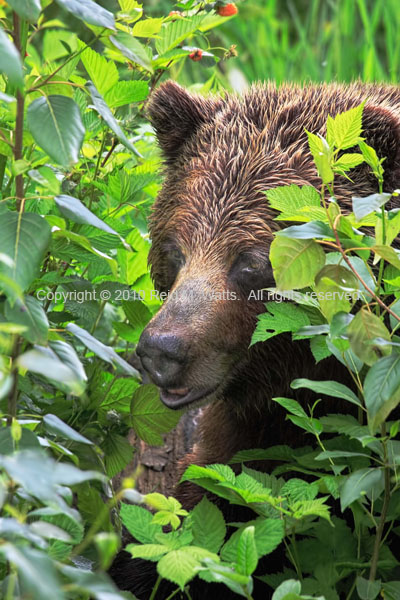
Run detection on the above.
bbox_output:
[111,81,400,598]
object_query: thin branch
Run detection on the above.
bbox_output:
[12,12,25,212]
[332,215,400,322]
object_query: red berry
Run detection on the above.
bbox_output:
[189,49,203,62]
[169,11,181,17]
[217,3,238,17]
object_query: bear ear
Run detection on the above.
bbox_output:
[146,81,222,162]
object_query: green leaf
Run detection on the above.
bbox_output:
[6,0,41,21]
[156,14,204,55]
[27,96,85,167]
[347,309,391,366]
[157,549,199,590]
[87,82,141,157]
[270,237,325,291]
[352,193,391,221]
[372,245,400,270]
[66,322,137,376]
[291,378,362,407]
[281,478,318,502]
[356,576,381,600]
[180,463,236,484]
[314,264,359,322]
[191,497,226,553]
[120,503,162,544]
[272,397,308,418]
[0,28,24,88]
[5,296,48,345]
[251,302,310,345]
[0,213,50,294]
[333,152,364,173]
[200,558,250,597]
[364,353,400,431]
[103,433,134,478]
[94,532,120,570]
[130,384,182,445]
[17,345,87,396]
[221,518,284,563]
[326,102,365,150]
[79,44,118,95]
[0,212,50,290]
[340,468,384,510]
[54,0,115,30]
[306,131,333,184]
[126,543,168,560]
[359,140,385,181]
[132,17,163,37]
[110,32,153,72]
[0,544,64,600]
[310,336,331,363]
[272,579,301,600]
[104,80,149,108]
[266,185,324,223]
[236,526,258,576]
[55,195,119,235]
[276,221,333,239]
[44,414,93,445]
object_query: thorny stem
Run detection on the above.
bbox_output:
[369,426,391,582]
[332,215,400,322]
[13,13,25,212]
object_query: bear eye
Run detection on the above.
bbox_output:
[169,248,185,265]
[241,260,262,273]
[230,253,274,295]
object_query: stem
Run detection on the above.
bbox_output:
[91,299,106,335]
[369,429,391,582]
[12,13,25,212]
[149,575,162,600]
[332,215,400,322]
[164,588,182,600]
[7,337,21,426]
[0,154,7,190]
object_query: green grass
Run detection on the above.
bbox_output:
[209,0,400,85]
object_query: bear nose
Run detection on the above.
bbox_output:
[136,330,188,388]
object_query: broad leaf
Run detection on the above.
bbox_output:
[54,0,115,30]
[221,518,284,563]
[17,345,86,396]
[314,264,358,321]
[0,213,51,292]
[27,96,85,166]
[6,0,41,21]
[110,32,153,72]
[130,384,182,445]
[120,503,162,544]
[236,527,258,576]
[87,82,141,157]
[291,378,362,407]
[191,497,226,553]
[326,102,365,150]
[5,296,49,345]
[43,414,93,445]
[55,195,119,235]
[0,28,24,88]
[340,468,384,510]
[104,80,149,108]
[364,353,400,431]
[156,15,204,55]
[270,237,325,290]
[80,45,118,95]
[347,309,391,366]
[251,302,310,345]
[352,193,391,221]
[157,549,199,590]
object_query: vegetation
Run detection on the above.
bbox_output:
[121,104,400,600]
[1,1,399,600]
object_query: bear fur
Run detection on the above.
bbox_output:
[110,81,400,598]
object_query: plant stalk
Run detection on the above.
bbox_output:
[12,12,25,212]
[369,430,391,582]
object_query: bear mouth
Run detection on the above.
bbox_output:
[160,386,216,409]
